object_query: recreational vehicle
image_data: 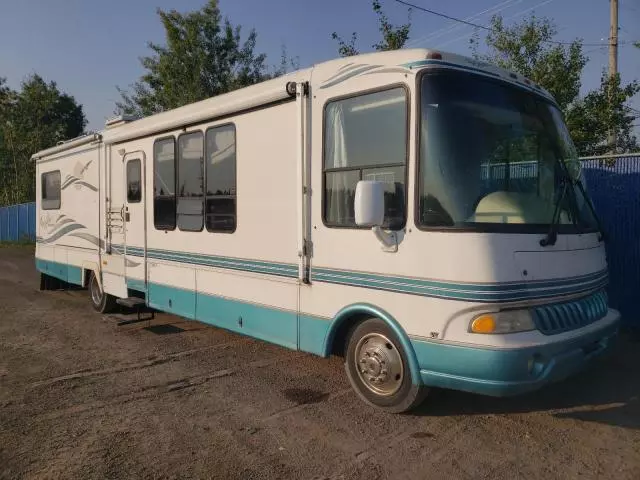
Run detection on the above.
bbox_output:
[33,49,620,412]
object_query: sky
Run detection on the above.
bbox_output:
[1,0,638,132]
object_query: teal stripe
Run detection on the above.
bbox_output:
[312,266,606,292]
[196,289,298,350]
[112,244,608,303]
[146,282,320,353]
[126,278,146,293]
[412,318,619,396]
[299,315,332,356]
[35,258,83,286]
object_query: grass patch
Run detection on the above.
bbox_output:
[0,240,36,248]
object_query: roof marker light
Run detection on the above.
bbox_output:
[426,51,443,60]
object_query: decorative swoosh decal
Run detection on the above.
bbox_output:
[320,64,411,89]
[37,223,85,244]
[321,63,373,84]
[362,67,412,76]
[61,175,78,189]
[61,178,98,191]
[69,232,104,249]
[320,65,381,89]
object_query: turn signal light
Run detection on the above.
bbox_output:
[471,315,496,334]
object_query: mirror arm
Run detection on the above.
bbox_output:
[372,226,398,253]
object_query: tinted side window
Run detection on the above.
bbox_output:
[126,159,142,203]
[323,87,407,228]
[177,131,204,231]
[205,124,236,232]
[41,171,61,210]
[154,137,176,230]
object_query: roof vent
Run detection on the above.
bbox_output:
[105,114,139,129]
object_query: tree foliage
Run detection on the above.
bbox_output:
[472,15,639,155]
[566,73,640,156]
[332,0,411,57]
[117,0,272,117]
[0,75,86,206]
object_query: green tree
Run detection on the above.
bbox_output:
[332,0,411,57]
[471,15,586,111]
[117,0,271,117]
[472,15,639,155]
[0,75,86,206]
[565,73,639,156]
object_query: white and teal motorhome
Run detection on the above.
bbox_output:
[34,49,620,412]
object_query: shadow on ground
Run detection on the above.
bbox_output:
[413,333,640,429]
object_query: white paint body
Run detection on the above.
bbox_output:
[33,49,619,397]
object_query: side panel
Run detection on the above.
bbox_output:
[35,144,101,285]
[138,100,300,346]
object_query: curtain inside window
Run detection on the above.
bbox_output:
[325,103,351,225]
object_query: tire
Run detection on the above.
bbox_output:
[344,318,428,413]
[89,271,117,313]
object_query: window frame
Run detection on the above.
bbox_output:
[204,122,237,234]
[176,129,205,232]
[126,158,142,204]
[153,135,177,231]
[41,170,61,211]
[321,83,411,230]
[413,68,593,234]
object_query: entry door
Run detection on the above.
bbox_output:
[123,153,147,290]
[301,65,413,320]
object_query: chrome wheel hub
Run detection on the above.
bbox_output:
[355,333,404,396]
[90,276,103,306]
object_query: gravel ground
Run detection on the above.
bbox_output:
[0,245,639,479]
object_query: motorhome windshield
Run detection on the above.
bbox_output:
[417,70,598,233]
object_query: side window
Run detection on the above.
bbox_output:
[205,124,236,232]
[126,159,142,203]
[323,87,407,229]
[154,137,176,230]
[41,171,61,210]
[177,131,204,231]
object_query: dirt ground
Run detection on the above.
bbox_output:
[0,246,639,480]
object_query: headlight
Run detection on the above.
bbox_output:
[470,310,536,334]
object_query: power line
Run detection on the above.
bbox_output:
[434,0,556,50]
[406,0,522,48]
[394,0,620,47]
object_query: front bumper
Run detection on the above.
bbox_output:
[412,308,620,396]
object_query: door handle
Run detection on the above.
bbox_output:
[124,206,130,222]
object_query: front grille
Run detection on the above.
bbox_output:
[533,290,609,335]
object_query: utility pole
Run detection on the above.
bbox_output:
[608,0,618,152]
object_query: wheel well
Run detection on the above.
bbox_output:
[330,312,372,357]
[83,269,93,288]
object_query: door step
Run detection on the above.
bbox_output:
[116,297,155,322]
[116,297,146,308]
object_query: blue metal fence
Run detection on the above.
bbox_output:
[581,154,640,327]
[0,202,36,242]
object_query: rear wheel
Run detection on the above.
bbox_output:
[89,271,117,313]
[344,318,427,413]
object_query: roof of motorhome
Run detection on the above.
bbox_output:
[33,48,554,158]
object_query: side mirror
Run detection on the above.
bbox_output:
[355,180,385,227]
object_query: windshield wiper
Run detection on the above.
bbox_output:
[540,178,568,247]
[575,178,606,242]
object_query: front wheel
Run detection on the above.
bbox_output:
[89,271,117,313]
[345,318,428,413]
